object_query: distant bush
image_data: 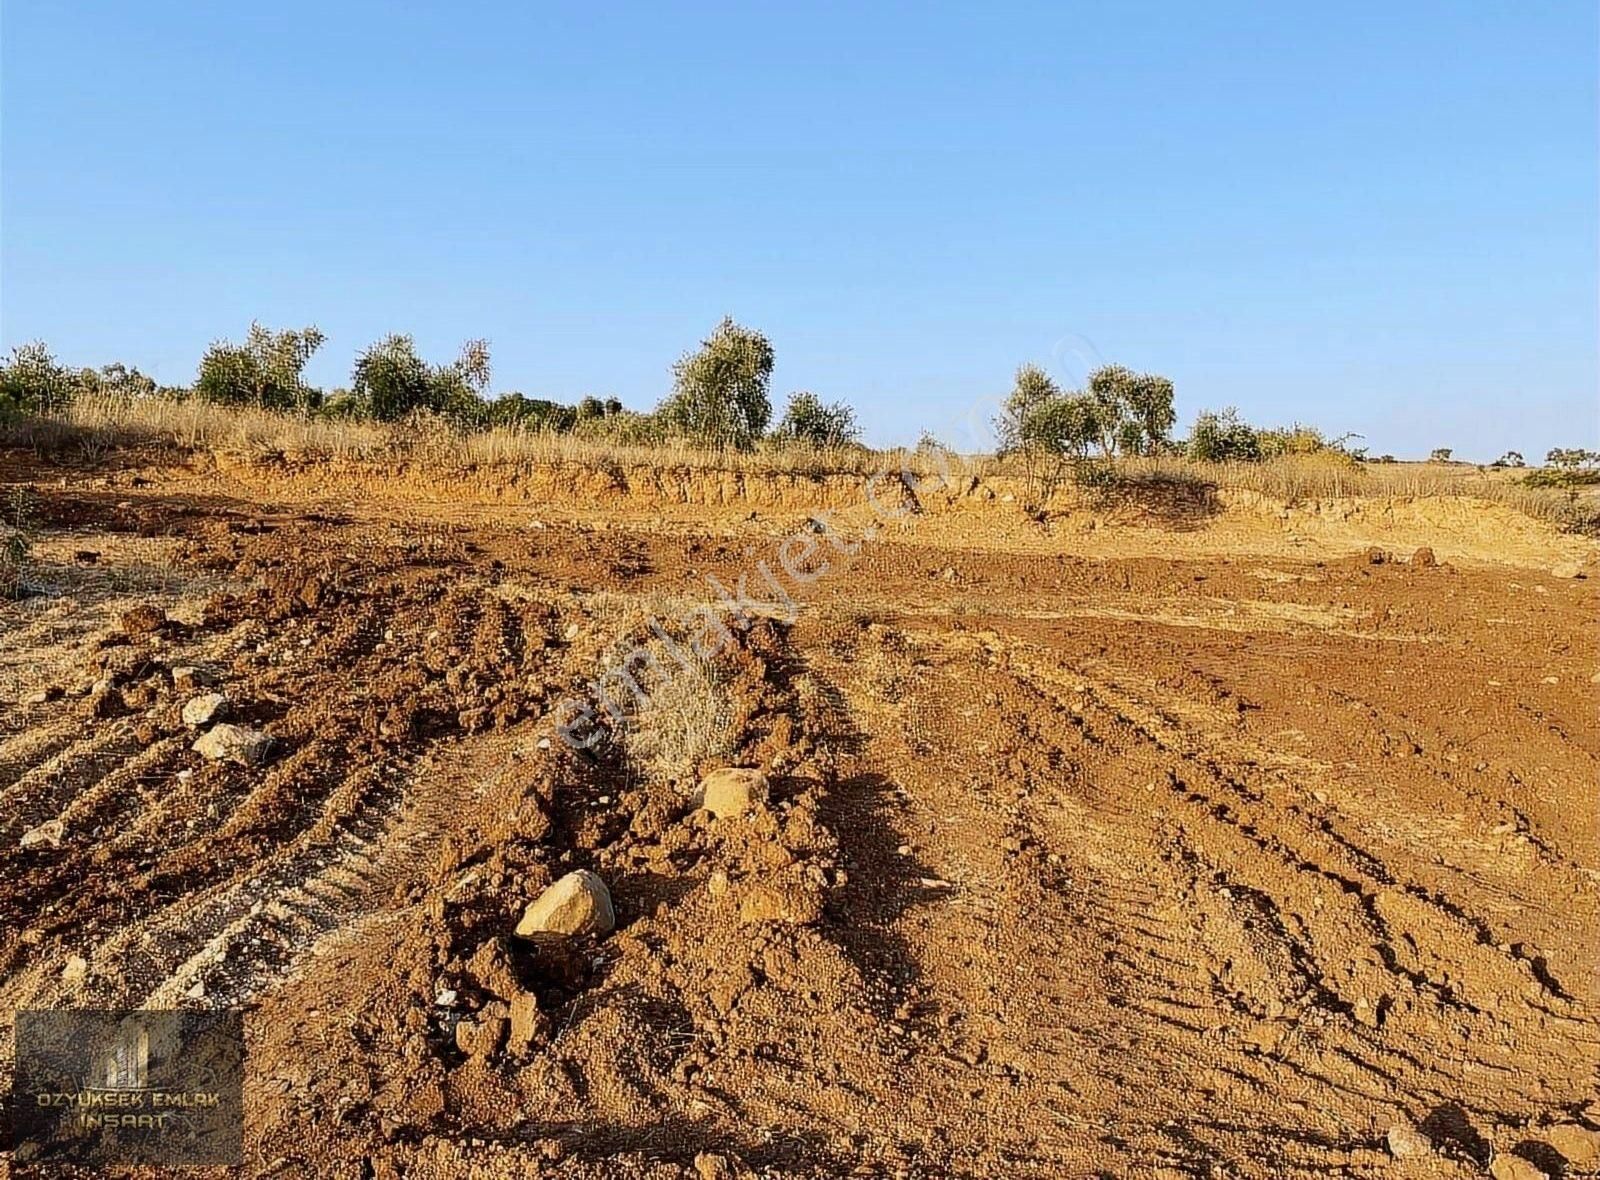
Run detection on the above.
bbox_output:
[1428,447,1453,463]
[658,318,774,449]
[1525,448,1600,489]
[484,394,578,432]
[1491,451,1525,468]
[353,335,490,424]
[196,323,326,411]
[772,391,860,448]
[1186,408,1262,463]
[0,342,77,416]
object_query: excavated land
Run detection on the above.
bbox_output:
[1,448,1597,1179]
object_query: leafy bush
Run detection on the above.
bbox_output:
[1186,408,1262,463]
[485,394,578,432]
[1525,448,1600,489]
[1491,451,1525,468]
[1257,424,1330,459]
[1085,364,1176,456]
[0,342,76,416]
[1428,447,1453,463]
[772,391,860,448]
[196,323,326,411]
[1547,447,1600,469]
[658,318,774,449]
[352,335,491,424]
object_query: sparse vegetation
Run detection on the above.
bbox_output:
[1,487,34,599]
[1429,447,1454,463]
[0,342,77,417]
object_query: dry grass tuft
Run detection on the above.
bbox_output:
[617,638,735,791]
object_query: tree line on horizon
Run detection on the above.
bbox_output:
[0,320,1592,475]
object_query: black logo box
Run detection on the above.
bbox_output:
[12,1009,243,1167]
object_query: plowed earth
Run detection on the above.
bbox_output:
[1,462,1597,1179]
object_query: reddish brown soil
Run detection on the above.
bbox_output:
[1,457,1597,1178]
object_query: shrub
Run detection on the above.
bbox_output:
[0,342,76,416]
[1547,447,1600,469]
[1,488,34,599]
[1428,447,1453,463]
[658,318,774,449]
[196,323,326,411]
[486,394,578,432]
[1186,408,1262,463]
[1525,448,1600,489]
[353,335,491,424]
[1491,451,1526,468]
[996,364,1061,454]
[1257,424,1329,459]
[772,392,860,448]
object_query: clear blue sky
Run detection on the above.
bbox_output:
[4,1,1595,459]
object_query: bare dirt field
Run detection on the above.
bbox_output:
[2,450,1597,1178]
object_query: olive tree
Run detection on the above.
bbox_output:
[352,335,491,423]
[658,318,774,449]
[772,391,860,448]
[196,323,326,411]
[1086,365,1176,456]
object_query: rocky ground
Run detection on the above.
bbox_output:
[1,456,1597,1178]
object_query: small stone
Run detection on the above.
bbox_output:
[707,870,730,897]
[1489,1155,1549,1180]
[1551,562,1584,579]
[1386,1123,1431,1160]
[1410,547,1436,567]
[185,978,206,999]
[171,666,215,693]
[192,724,275,767]
[692,768,768,819]
[61,955,88,986]
[1546,1123,1600,1167]
[181,692,230,728]
[435,987,458,1007]
[20,819,64,850]
[514,870,614,938]
[24,686,62,705]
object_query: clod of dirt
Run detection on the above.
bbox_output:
[1386,1122,1431,1160]
[171,665,216,693]
[455,1001,510,1059]
[19,819,65,850]
[120,603,174,635]
[1551,562,1584,579]
[181,691,230,727]
[192,723,275,766]
[694,1151,756,1180]
[1411,546,1437,567]
[1490,1154,1550,1180]
[1546,1124,1600,1167]
[738,879,824,926]
[1365,546,1388,565]
[514,869,615,938]
[692,767,769,818]
[507,990,550,1055]
[24,686,63,705]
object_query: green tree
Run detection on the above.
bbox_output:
[773,391,860,448]
[995,364,1060,454]
[352,335,491,423]
[658,317,774,449]
[1429,447,1453,463]
[196,323,326,411]
[1086,364,1176,456]
[1187,408,1262,463]
[0,342,76,415]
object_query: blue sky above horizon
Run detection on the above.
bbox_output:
[4,1,1595,460]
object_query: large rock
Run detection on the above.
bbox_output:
[514,870,614,938]
[692,768,769,819]
[181,692,230,728]
[192,724,275,767]
[1410,547,1437,568]
[1546,1123,1600,1167]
